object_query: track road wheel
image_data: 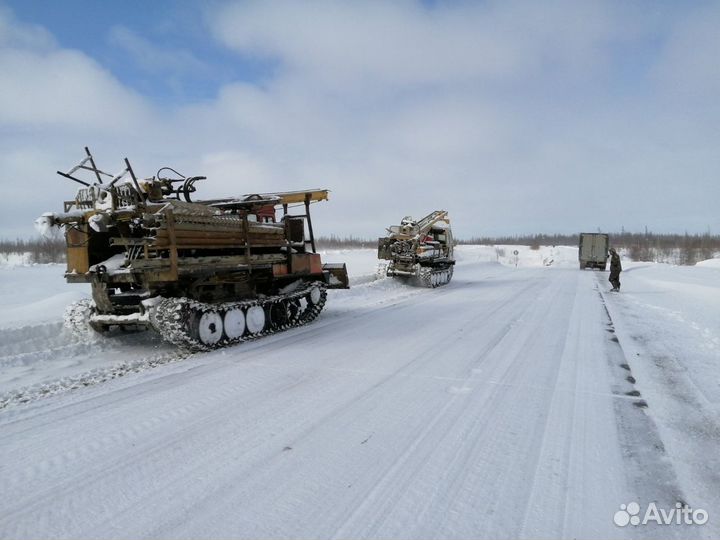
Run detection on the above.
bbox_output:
[223,308,246,340]
[309,285,322,305]
[196,311,223,347]
[246,305,266,334]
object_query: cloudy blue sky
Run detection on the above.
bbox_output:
[1,0,718,239]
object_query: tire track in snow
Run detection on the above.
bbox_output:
[132,275,549,538]
[0,271,542,537]
[0,269,492,411]
[517,271,631,538]
[0,362,328,535]
[596,277,691,534]
[409,272,577,538]
[598,274,720,536]
[0,323,188,410]
[80,273,549,538]
[1,269,505,440]
[327,273,565,538]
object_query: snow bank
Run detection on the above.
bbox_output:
[0,265,85,328]
[455,244,579,268]
[0,264,180,405]
[321,245,582,288]
[0,252,34,267]
[319,248,378,279]
[695,257,720,268]
[602,262,720,520]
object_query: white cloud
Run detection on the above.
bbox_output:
[652,4,720,99]
[209,0,620,91]
[1,1,719,240]
[0,5,55,51]
[0,48,153,131]
[198,150,275,197]
[108,25,210,76]
[0,6,154,135]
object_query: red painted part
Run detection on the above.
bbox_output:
[256,205,276,223]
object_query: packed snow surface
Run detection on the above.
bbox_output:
[0,246,719,539]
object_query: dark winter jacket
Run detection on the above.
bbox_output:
[609,253,621,276]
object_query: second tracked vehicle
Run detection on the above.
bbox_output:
[377,211,455,287]
[37,148,349,351]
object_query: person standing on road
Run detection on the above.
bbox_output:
[609,247,621,292]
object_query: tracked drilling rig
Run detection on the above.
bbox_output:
[377,211,455,287]
[36,148,349,350]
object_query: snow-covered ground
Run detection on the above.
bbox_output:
[0,246,719,538]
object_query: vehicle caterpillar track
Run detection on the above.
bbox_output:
[152,283,327,351]
[418,266,454,288]
[64,299,97,338]
[44,148,348,350]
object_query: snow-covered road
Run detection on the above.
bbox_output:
[1,248,718,538]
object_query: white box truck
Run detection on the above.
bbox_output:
[578,233,609,270]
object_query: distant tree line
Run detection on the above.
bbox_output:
[0,237,66,264]
[3,231,719,266]
[617,232,718,265]
[458,231,720,265]
[458,233,579,248]
[315,235,376,249]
